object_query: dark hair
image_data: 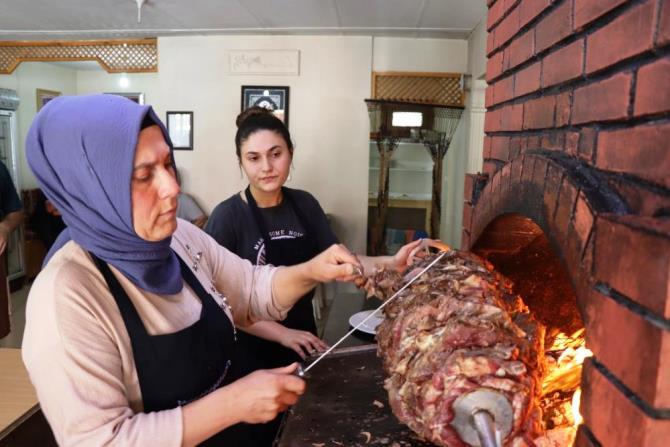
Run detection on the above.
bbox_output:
[235,106,294,159]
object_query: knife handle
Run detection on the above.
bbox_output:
[293,363,307,378]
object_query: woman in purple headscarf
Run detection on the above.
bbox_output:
[21,94,361,446]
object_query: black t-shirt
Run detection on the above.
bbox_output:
[0,161,21,219]
[205,188,338,265]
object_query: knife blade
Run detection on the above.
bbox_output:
[299,249,448,376]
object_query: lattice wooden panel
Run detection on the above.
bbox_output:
[372,72,464,107]
[0,39,158,74]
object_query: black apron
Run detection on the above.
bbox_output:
[239,186,320,367]
[229,187,320,447]
[92,253,242,446]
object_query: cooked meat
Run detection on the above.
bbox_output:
[359,249,545,447]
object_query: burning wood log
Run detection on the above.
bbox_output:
[535,329,591,446]
[356,247,546,447]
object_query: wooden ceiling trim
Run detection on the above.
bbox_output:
[0,38,158,74]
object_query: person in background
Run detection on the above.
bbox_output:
[0,160,23,338]
[0,160,23,256]
[32,192,65,251]
[176,168,208,228]
[205,106,425,446]
[21,94,362,446]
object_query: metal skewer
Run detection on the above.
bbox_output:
[451,389,512,447]
[472,411,500,447]
[302,250,448,374]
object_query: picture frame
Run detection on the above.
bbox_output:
[240,86,289,126]
[36,88,61,111]
[105,92,145,104]
[166,111,193,151]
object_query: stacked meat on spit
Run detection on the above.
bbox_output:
[356,245,546,447]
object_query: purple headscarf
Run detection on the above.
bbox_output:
[26,94,182,295]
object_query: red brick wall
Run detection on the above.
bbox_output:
[464,0,670,444]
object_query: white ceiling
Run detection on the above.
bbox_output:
[0,0,486,40]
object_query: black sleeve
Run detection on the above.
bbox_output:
[299,191,339,252]
[0,162,21,217]
[204,200,238,252]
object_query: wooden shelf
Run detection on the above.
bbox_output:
[368,192,432,201]
[368,196,432,232]
[368,166,431,173]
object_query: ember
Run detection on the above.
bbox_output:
[535,329,592,446]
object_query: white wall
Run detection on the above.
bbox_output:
[0,73,18,90]
[372,37,468,73]
[468,16,488,80]
[441,13,488,247]
[465,79,487,175]
[0,63,77,189]
[441,116,467,248]
[78,35,372,253]
[76,72,159,101]
[0,34,478,254]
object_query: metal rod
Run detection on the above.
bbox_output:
[472,411,499,447]
[303,250,448,373]
[136,0,145,23]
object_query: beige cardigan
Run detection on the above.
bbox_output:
[22,219,288,446]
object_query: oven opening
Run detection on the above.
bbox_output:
[472,213,591,445]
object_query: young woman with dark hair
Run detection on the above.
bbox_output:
[205,106,425,445]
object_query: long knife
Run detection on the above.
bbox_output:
[298,249,448,376]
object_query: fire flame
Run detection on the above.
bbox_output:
[542,331,592,397]
[535,329,593,445]
[571,388,583,426]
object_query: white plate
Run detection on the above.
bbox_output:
[348,310,384,335]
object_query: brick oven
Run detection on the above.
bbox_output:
[461,0,670,445]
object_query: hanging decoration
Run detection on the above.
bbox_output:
[421,107,464,238]
[366,100,400,255]
[366,96,464,252]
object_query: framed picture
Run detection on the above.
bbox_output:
[241,86,289,126]
[229,50,300,75]
[36,89,61,111]
[166,111,193,150]
[105,92,145,104]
